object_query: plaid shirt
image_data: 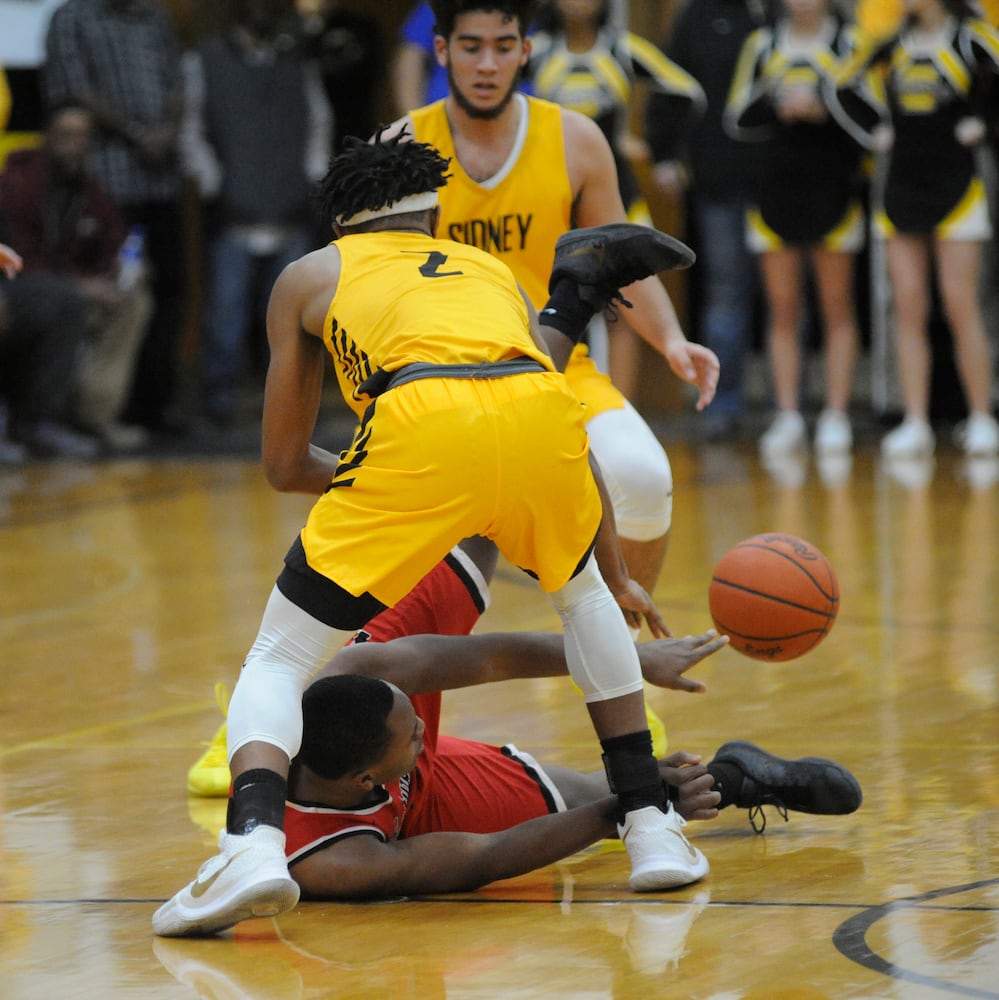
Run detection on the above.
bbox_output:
[44,0,183,205]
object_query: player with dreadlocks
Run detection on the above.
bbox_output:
[154,129,705,938]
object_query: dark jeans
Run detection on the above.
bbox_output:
[0,271,85,427]
[690,194,759,420]
[120,198,188,429]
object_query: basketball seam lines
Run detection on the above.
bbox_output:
[711,578,838,618]
[729,543,839,602]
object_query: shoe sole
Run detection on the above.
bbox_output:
[153,877,300,937]
[555,224,696,273]
[629,852,710,892]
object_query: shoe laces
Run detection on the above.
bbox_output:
[747,798,789,834]
[580,284,633,318]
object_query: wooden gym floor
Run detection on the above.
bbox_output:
[1,427,997,999]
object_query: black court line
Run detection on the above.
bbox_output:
[4,893,997,915]
[833,878,999,999]
[7,888,999,996]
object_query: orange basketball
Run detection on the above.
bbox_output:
[708,533,839,661]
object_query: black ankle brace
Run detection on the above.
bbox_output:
[539,277,599,343]
[601,730,666,821]
[227,768,287,835]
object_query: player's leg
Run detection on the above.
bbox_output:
[582,398,673,754]
[758,245,808,459]
[707,741,862,833]
[811,245,859,454]
[186,535,498,798]
[154,565,373,937]
[881,233,935,456]
[583,401,673,606]
[543,224,686,753]
[541,740,861,831]
[540,222,695,370]
[935,237,999,455]
[549,554,708,890]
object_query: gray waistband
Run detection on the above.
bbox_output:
[360,357,549,397]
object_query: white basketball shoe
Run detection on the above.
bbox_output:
[618,803,709,892]
[153,825,300,937]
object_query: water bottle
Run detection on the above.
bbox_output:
[117,225,146,291]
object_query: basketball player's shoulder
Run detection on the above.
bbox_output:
[557,103,613,155]
[274,243,339,293]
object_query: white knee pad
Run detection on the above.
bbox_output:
[227,586,351,761]
[586,402,673,540]
[549,555,644,703]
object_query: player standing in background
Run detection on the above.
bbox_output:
[389,0,719,754]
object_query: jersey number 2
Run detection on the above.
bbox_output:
[419,251,463,278]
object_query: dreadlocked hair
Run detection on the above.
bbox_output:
[316,126,452,230]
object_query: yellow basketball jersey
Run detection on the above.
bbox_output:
[409,97,573,310]
[325,231,551,418]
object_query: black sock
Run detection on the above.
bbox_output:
[539,277,598,341]
[226,768,287,835]
[708,761,745,810]
[601,730,666,821]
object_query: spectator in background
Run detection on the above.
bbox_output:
[391,1,451,114]
[44,0,188,435]
[0,222,94,460]
[0,238,27,463]
[529,0,704,229]
[723,0,873,462]
[646,0,775,440]
[0,103,152,454]
[836,0,999,458]
[527,0,706,399]
[298,0,381,152]
[0,63,19,463]
[179,0,332,427]
[0,63,10,131]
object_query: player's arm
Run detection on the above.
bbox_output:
[588,451,668,637]
[291,800,619,900]
[324,627,723,695]
[562,109,719,410]
[262,251,343,494]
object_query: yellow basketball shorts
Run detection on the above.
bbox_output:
[564,344,627,421]
[300,370,603,607]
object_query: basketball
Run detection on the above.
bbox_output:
[708,533,839,661]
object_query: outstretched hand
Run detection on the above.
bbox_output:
[610,578,669,638]
[639,629,728,692]
[664,340,720,411]
[659,751,721,821]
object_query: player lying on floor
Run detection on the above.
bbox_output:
[284,540,862,900]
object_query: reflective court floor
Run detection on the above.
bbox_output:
[1,435,997,999]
